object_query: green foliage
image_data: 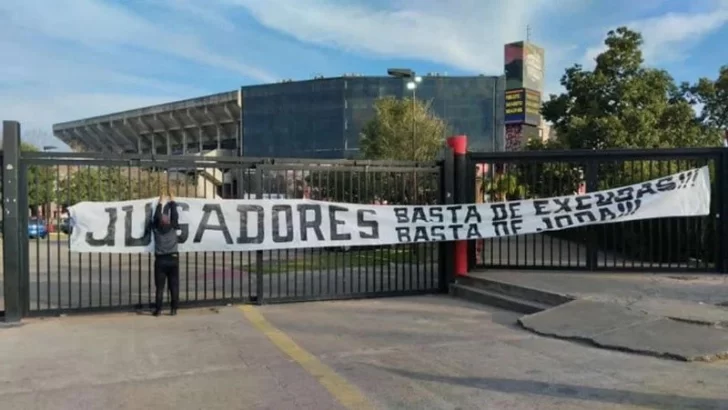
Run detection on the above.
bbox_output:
[360,96,447,161]
[480,172,528,202]
[22,143,56,211]
[542,27,718,151]
[305,170,440,205]
[682,65,728,131]
[58,168,181,205]
[525,27,721,266]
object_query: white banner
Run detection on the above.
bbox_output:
[68,166,711,254]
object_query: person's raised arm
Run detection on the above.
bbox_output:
[151,195,164,229]
[169,195,180,230]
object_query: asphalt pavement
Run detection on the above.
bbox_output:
[1,296,726,409]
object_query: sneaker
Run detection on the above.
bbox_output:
[170,309,177,316]
[152,309,161,317]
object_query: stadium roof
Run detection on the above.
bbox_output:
[52,90,241,153]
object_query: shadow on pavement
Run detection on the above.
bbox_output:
[370,365,728,410]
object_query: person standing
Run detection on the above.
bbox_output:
[151,192,180,316]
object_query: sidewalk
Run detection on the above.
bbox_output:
[1,296,727,409]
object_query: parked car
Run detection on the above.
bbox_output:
[28,217,48,239]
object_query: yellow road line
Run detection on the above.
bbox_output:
[239,305,374,410]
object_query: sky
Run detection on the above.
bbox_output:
[1,0,727,149]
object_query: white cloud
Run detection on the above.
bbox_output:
[636,11,728,62]
[3,0,723,150]
[0,0,276,82]
[0,0,279,148]
[582,5,728,65]
[0,91,182,150]
[224,0,563,75]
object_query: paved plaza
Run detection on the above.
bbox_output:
[1,296,727,409]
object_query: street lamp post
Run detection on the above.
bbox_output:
[406,77,422,160]
[388,68,422,160]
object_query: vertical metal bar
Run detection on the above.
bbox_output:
[325,169,332,295]
[439,152,454,292]
[282,169,289,298]
[203,169,209,301]
[70,166,81,308]
[127,165,132,306]
[17,161,30,314]
[356,168,362,294]
[184,169,191,303]
[585,159,598,270]
[390,172,397,292]
[255,166,264,304]
[294,168,301,298]
[363,169,371,293]
[317,169,324,296]
[563,162,572,268]
[246,167,253,301]
[511,166,520,266]
[299,168,307,298]
[655,160,665,269]
[466,163,477,270]
[59,165,68,308]
[194,167,200,302]
[46,166,55,309]
[117,167,123,306]
[374,171,381,293]
[268,172,276,300]
[718,149,728,273]
[36,165,43,311]
[2,121,23,321]
[65,165,78,309]
[86,165,93,307]
[490,162,496,267]
[546,162,554,267]
[146,166,153,306]
[407,169,414,292]
[638,161,647,270]
[530,162,537,268]
[136,164,143,307]
[333,170,341,295]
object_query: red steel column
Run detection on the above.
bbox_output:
[446,135,468,276]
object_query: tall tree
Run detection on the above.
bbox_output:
[58,168,181,205]
[360,96,447,161]
[57,168,131,203]
[541,27,717,151]
[22,142,56,216]
[683,65,728,132]
[529,27,720,265]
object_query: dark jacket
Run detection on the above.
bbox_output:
[151,201,180,255]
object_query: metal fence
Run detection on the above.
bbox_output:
[2,121,446,318]
[5,116,728,319]
[0,153,4,316]
[468,148,727,273]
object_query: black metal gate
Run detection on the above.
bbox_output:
[2,121,446,319]
[468,148,728,273]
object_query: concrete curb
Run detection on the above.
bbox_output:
[450,275,575,313]
[451,275,728,362]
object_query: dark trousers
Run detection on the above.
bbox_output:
[154,253,179,311]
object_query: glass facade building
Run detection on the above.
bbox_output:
[242,75,505,158]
